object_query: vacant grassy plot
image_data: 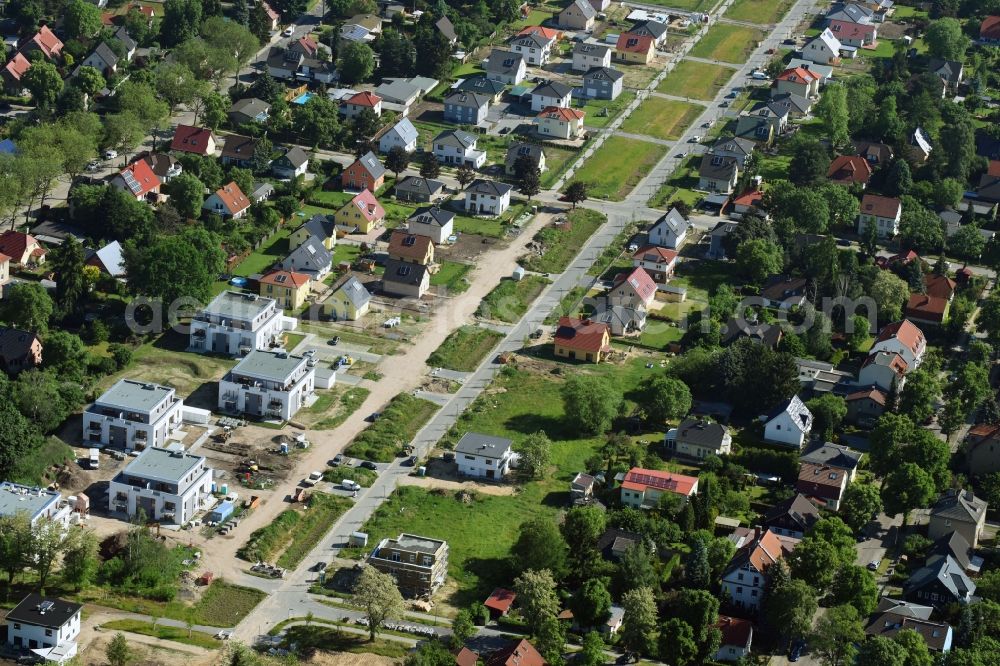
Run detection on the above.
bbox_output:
[580,91,637,129]
[238,493,352,568]
[325,464,377,487]
[101,620,220,648]
[620,98,703,141]
[428,326,505,371]
[564,137,666,201]
[544,286,587,324]
[725,0,794,23]
[283,625,410,659]
[589,222,640,278]
[299,386,371,430]
[13,437,75,487]
[344,393,439,461]
[657,60,736,100]
[540,145,581,188]
[520,209,605,273]
[633,0,716,9]
[689,24,766,62]
[188,581,267,627]
[431,261,473,293]
[476,275,550,323]
[350,361,655,605]
[104,332,233,397]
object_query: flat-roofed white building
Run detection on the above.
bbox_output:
[108,447,214,524]
[218,349,316,421]
[82,379,183,451]
[189,291,295,356]
[6,594,82,664]
[0,483,71,527]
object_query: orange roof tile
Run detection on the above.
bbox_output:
[846,388,886,406]
[632,246,678,264]
[827,155,873,184]
[170,125,216,155]
[537,105,585,121]
[345,91,381,107]
[875,319,925,355]
[518,26,560,40]
[777,66,820,83]
[554,316,610,353]
[982,16,1000,40]
[259,270,310,288]
[212,181,250,215]
[117,159,161,197]
[622,467,698,496]
[387,230,433,260]
[31,25,63,58]
[484,588,516,613]
[616,32,654,53]
[3,52,31,81]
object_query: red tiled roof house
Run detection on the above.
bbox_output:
[553,316,611,363]
[170,125,218,156]
[110,159,161,201]
[621,467,699,508]
[203,181,251,219]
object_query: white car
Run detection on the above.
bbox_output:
[104,149,118,159]
[282,26,295,36]
[86,160,100,171]
[689,135,702,143]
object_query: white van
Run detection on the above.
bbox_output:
[88,448,100,470]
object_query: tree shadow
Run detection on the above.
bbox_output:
[503,414,567,439]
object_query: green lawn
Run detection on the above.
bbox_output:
[544,285,587,324]
[431,260,473,293]
[282,625,410,659]
[580,92,637,129]
[511,8,555,29]
[564,137,666,201]
[540,145,581,189]
[188,581,267,627]
[232,227,293,277]
[298,386,371,430]
[519,209,605,273]
[631,0,717,10]
[238,493,353,569]
[344,393,440,461]
[104,331,233,397]
[647,154,704,209]
[452,201,529,238]
[620,98,703,141]
[309,190,353,209]
[341,361,658,605]
[100,620,220,649]
[477,275,551,323]
[725,0,794,23]
[427,325,505,371]
[657,60,737,101]
[689,24,766,62]
[635,322,685,349]
[331,243,361,267]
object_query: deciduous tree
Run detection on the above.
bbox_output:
[561,375,621,435]
[881,462,936,523]
[514,569,560,635]
[620,587,657,655]
[811,605,864,666]
[353,565,404,641]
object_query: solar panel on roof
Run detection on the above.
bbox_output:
[121,169,141,194]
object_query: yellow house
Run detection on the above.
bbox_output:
[258,270,311,310]
[289,214,336,250]
[323,275,372,321]
[334,189,386,234]
[553,316,611,363]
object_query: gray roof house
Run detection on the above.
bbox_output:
[407,206,455,244]
[279,236,333,279]
[432,129,486,169]
[799,443,862,479]
[769,92,813,117]
[463,179,513,216]
[559,0,597,30]
[292,214,335,248]
[667,418,733,459]
[436,15,458,44]
[80,41,119,75]
[761,494,821,537]
[698,154,740,194]
[456,76,506,102]
[485,49,526,85]
[505,142,546,176]
[114,26,137,58]
[629,19,668,45]
[648,207,689,249]
[378,117,419,154]
[229,97,271,125]
[711,137,756,166]
[394,176,446,203]
[382,258,430,298]
[928,489,988,548]
[271,146,309,179]
[374,78,424,107]
[443,90,490,125]
[927,57,963,93]
[454,432,515,479]
[582,66,624,100]
[572,42,612,72]
[530,80,573,112]
[904,555,976,608]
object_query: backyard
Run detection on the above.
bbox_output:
[579,92,637,129]
[564,137,667,201]
[431,260,473,293]
[725,0,794,23]
[231,227,293,278]
[656,60,736,101]
[689,24,766,62]
[100,331,233,398]
[647,154,704,209]
[476,275,551,323]
[427,325,505,372]
[620,98,704,141]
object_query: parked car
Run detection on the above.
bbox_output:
[404,456,417,466]
[312,561,327,572]
[360,460,378,470]
[328,336,340,345]
[789,640,806,662]
[282,26,295,36]
[331,454,345,466]
[104,149,118,159]
[365,412,382,422]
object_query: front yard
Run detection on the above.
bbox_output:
[564,137,667,201]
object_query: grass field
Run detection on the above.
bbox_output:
[689,24,766,62]
[540,145,582,188]
[477,275,551,323]
[430,261,473,293]
[299,386,371,430]
[344,393,439,461]
[427,326,505,371]
[232,227,292,277]
[620,98,703,141]
[238,494,353,568]
[345,360,658,605]
[282,625,410,659]
[188,582,267,627]
[520,209,605,273]
[104,331,233,397]
[632,0,716,9]
[580,92,637,129]
[564,137,666,201]
[657,60,736,100]
[101,620,220,649]
[725,0,794,23]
